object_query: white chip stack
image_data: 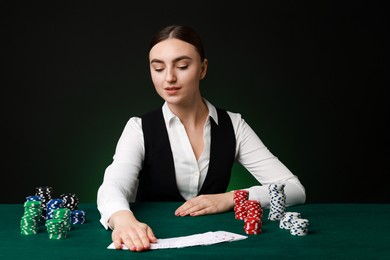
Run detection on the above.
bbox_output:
[268,183,286,221]
[279,212,302,229]
[290,218,310,236]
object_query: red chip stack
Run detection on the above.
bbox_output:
[233,190,263,234]
[233,190,249,220]
[243,200,263,234]
[244,216,262,234]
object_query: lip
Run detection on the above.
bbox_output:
[164,86,181,95]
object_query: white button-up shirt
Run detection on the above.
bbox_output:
[97,99,306,229]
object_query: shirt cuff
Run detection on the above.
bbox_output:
[98,204,132,230]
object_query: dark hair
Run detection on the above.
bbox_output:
[149,24,205,61]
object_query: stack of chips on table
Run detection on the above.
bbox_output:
[290,218,309,236]
[233,184,310,237]
[59,193,87,224]
[233,190,249,220]
[279,211,309,236]
[279,212,301,230]
[20,200,42,235]
[52,208,72,231]
[268,183,286,221]
[20,186,87,239]
[45,207,72,239]
[35,186,53,223]
[25,195,44,225]
[233,190,263,235]
[45,218,68,239]
[243,200,263,234]
[70,209,87,224]
[46,199,65,220]
[60,193,79,210]
[275,191,310,236]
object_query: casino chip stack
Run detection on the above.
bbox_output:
[290,218,309,236]
[25,195,43,225]
[46,199,65,220]
[60,193,79,211]
[233,190,249,220]
[45,218,68,239]
[279,212,301,230]
[268,183,286,221]
[70,210,87,224]
[60,193,86,224]
[20,200,42,235]
[279,212,310,236]
[232,186,310,237]
[20,186,88,241]
[35,186,53,222]
[52,208,72,231]
[243,200,263,235]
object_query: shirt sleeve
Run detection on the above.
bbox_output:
[97,117,144,229]
[228,111,306,208]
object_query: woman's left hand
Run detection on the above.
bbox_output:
[174,192,235,217]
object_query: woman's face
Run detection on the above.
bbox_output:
[149,38,207,106]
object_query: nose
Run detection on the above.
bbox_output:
[165,68,176,83]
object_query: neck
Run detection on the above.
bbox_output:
[168,98,208,128]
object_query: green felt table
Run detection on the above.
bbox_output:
[0,202,389,259]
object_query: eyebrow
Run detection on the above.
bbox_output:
[150,55,192,64]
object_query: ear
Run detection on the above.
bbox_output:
[200,59,208,79]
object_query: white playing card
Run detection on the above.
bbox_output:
[107,231,247,250]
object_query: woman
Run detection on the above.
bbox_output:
[97,24,306,252]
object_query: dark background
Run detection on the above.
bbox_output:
[2,1,386,204]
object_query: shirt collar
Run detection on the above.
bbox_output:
[162,98,219,127]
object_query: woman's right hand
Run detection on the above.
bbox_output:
[109,210,157,252]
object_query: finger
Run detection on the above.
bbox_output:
[175,202,190,216]
[112,234,124,250]
[175,196,207,216]
[176,206,193,216]
[190,207,210,216]
[138,232,152,250]
[180,203,205,216]
[147,226,157,243]
[126,235,145,252]
[175,201,192,216]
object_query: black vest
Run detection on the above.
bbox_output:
[136,107,236,202]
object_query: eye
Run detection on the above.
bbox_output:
[153,67,164,72]
[177,65,188,70]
